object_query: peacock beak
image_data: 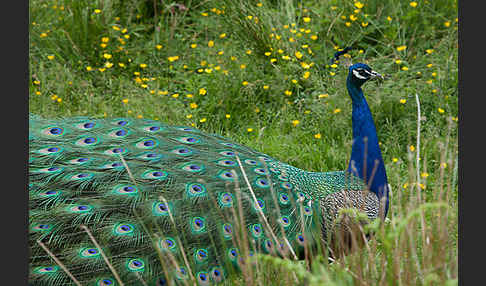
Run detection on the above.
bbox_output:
[370,70,384,80]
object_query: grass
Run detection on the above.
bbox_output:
[29,0,458,285]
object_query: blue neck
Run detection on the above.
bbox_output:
[346,76,389,217]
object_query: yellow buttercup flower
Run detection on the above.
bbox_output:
[47,55,55,60]
[291,120,300,126]
[94,9,101,14]
[303,17,311,23]
[103,53,112,59]
[156,44,162,50]
[208,40,214,47]
[140,63,147,68]
[247,128,253,132]
[397,45,407,52]
[333,108,341,114]
[400,99,407,104]
[354,1,364,9]
[314,133,322,139]
[284,90,292,96]
[199,88,207,95]
[190,103,198,109]
[410,2,418,8]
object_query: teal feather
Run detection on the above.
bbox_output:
[29,62,388,285]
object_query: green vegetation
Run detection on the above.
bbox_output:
[29,0,458,284]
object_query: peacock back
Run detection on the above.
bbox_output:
[29,114,367,286]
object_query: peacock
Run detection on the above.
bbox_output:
[29,52,390,285]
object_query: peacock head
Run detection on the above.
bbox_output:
[347,63,383,88]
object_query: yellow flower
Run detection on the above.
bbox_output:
[225,114,231,119]
[310,35,318,40]
[432,72,437,77]
[190,103,198,109]
[247,128,253,132]
[242,81,249,86]
[330,72,336,76]
[263,85,269,90]
[319,93,329,98]
[199,118,207,123]
[98,68,106,72]
[403,183,409,189]
[246,50,252,55]
[104,62,113,68]
[387,16,392,22]
[47,55,54,60]
[409,1,418,8]
[100,43,107,48]
[284,90,292,96]
[247,15,253,20]
[159,90,168,95]
[137,114,143,119]
[333,108,341,114]
[397,45,407,52]
[421,172,429,178]
[101,37,109,43]
[57,98,62,103]
[204,68,212,73]
[418,183,426,190]
[121,28,127,34]
[140,63,147,68]
[392,157,398,163]
[257,2,263,7]
[350,15,358,21]
[441,162,447,168]
[186,94,193,98]
[123,34,130,39]
[291,120,300,126]
[345,22,351,27]
[303,71,310,79]
[172,93,180,98]
[303,17,311,23]
[255,107,260,113]
[199,88,207,95]
[409,145,415,152]
[191,43,197,49]
[282,55,290,60]
[354,1,364,9]
[264,52,271,56]
[118,63,125,68]
[314,133,322,139]
[219,33,226,38]
[289,37,295,42]
[444,21,451,27]
[395,59,402,64]
[361,22,369,27]
[35,91,41,95]
[40,32,48,38]
[401,66,409,71]
[291,79,298,84]
[156,44,162,50]
[103,53,112,59]
[400,99,407,104]
[122,98,128,104]
[86,66,92,71]
[94,9,101,14]
[426,49,434,54]
[270,58,277,63]
[201,12,208,16]
[427,63,433,68]
[208,40,215,47]
[33,80,40,85]
[186,114,193,119]
[168,56,179,62]
[240,64,246,69]
[438,108,445,113]
[295,51,303,59]
[301,62,311,69]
